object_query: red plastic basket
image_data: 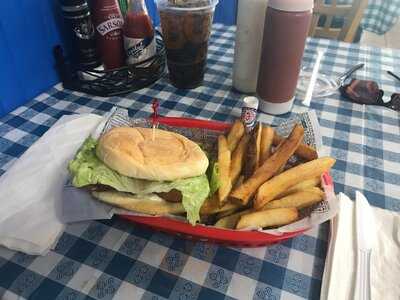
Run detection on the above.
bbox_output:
[118,116,307,247]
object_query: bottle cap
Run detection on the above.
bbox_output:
[268,0,313,12]
[259,96,295,115]
[243,96,259,109]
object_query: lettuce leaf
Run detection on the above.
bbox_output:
[68,137,210,225]
[208,162,220,196]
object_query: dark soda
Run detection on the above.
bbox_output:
[157,1,217,89]
[162,39,208,89]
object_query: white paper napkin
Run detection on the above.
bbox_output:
[321,193,400,300]
[0,113,103,255]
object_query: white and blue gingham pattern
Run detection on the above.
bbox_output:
[0,24,399,300]
[338,0,399,35]
[361,0,400,35]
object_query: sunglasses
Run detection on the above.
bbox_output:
[340,71,400,112]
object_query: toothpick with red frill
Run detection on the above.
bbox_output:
[151,99,159,141]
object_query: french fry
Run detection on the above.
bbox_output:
[254,123,263,168]
[200,195,240,215]
[276,176,321,199]
[233,175,245,189]
[216,207,241,219]
[218,135,232,205]
[242,123,262,177]
[254,157,336,210]
[227,120,245,152]
[246,123,262,172]
[230,134,250,185]
[275,140,289,174]
[200,214,215,224]
[215,209,252,229]
[273,133,318,161]
[229,124,304,206]
[200,194,218,214]
[262,187,324,210]
[236,208,298,229]
[260,126,275,164]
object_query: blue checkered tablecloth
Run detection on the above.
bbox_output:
[0,24,399,300]
[360,0,400,35]
[336,0,400,35]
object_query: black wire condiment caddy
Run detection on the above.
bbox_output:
[53,34,166,97]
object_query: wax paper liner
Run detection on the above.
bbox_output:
[62,107,339,235]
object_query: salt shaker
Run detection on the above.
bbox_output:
[241,96,259,132]
[232,0,269,94]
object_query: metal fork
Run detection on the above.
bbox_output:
[336,63,365,87]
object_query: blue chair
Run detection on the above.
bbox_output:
[0,0,237,117]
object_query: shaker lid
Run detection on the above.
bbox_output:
[156,0,219,11]
[268,0,313,12]
[243,96,259,110]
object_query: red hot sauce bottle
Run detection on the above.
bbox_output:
[92,0,125,69]
[123,0,156,66]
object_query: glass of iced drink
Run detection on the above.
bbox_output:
[156,0,218,89]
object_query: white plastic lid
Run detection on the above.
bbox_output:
[243,96,259,110]
[268,0,313,12]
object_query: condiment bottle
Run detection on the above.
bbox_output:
[233,0,269,94]
[92,0,125,69]
[123,0,156,66]
[59,0,100,68]
[257,0,313,115]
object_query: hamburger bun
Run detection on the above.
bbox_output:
[96,127,209,181]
